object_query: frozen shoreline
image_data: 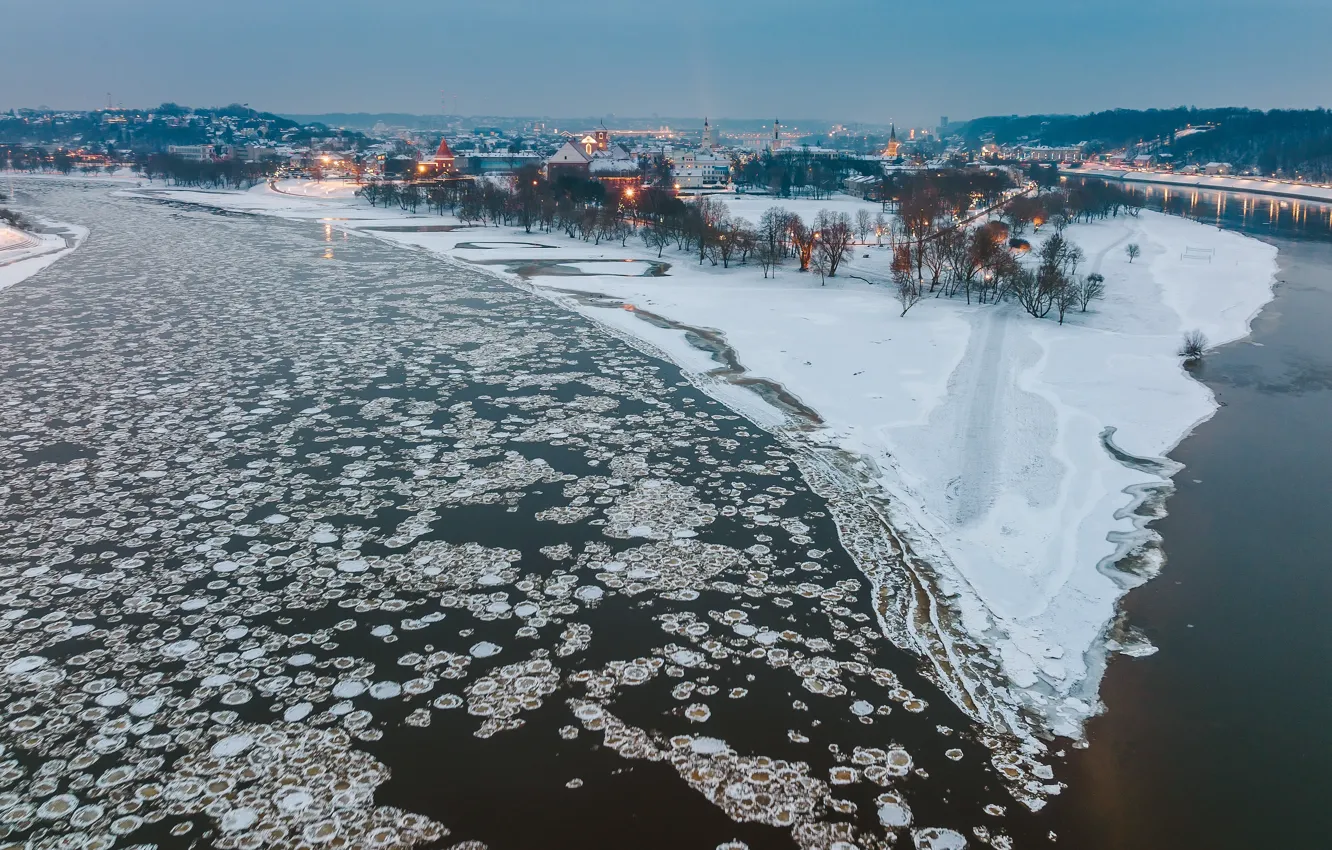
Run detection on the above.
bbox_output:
[0,220,88,293]
[130,179,1279,745]
[1070,165,1332,203]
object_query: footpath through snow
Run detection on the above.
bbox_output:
[139,179,1279,742]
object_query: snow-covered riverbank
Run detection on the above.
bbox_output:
[1071,164,1332,204]
[0,220,88,293]
[134,179,1279,743]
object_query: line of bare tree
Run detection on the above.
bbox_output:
[1002,182,1146,235]
[355,166,882,280]
[137,154,276,189]
[351,165,1114,322]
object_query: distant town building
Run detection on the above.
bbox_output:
[589,156,642,191]
[1204,162,1234,176]
[546,129,633,180]
[433,138,455,174]
[167,144,218,161]
[1017,143,1086,163]
[574,129,612,157]
[414,138,458,178]
[166,143,261,162]
[669,149,732,193]
[455,151,542,174]
[545,141,592,177]
[701,118,718,151]
[843,174,879,199]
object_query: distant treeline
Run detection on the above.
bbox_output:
[731,152,885,198]
[959,108,1332,180]
[140,154,278,189]
[0,147,278,188]
[0,104,366,150]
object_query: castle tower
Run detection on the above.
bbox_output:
[433,137,456,174]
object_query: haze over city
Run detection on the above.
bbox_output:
[4,0,1331,122]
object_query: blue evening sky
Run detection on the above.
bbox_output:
[4,0,1329,124]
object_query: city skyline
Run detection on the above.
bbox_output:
[4,0,1330,126]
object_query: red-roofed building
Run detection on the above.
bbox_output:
[433,138,456,173]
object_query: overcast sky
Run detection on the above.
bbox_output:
[5,0,1329,125]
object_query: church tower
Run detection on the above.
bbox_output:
[885,124,901,159]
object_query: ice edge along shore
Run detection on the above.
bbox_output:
[100,179,1279,749]
[0,218,88,293]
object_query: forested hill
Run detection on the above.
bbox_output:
[959,108,1332,180]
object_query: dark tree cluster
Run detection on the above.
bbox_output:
[0,207,32,230]
[960,107,1332,181]
[894,191,1108,322]
[1,145,123,176]
[732,151,882,199]
[139,154,277,189]
[354,170,875,280]
[880,169,1014,217]
[358,167,644,248]
[1002,183,1144,235]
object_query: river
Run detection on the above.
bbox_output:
[1042,179,1332,848]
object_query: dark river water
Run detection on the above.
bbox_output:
[1043,180,1332,848]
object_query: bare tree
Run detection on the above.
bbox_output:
[1078,273,1106,311]
[694,196,730,265]
[732,222,758,265]
[356,179,382,207]
[811,242,830,284]
[642,219,672,258]
[1179,330,1208,361]
[713,218,739,268]
[814,209,854,280]
[899,189,943,281]
[873,211,887,246]
[399,184,421,213]
[790,215,816,272]
[757,240,780,278]
[1126,243,1141,263]
[1055,277,1080,325]
[855,209,874,244]
[892,245,923,317]
[921,230,952,292]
